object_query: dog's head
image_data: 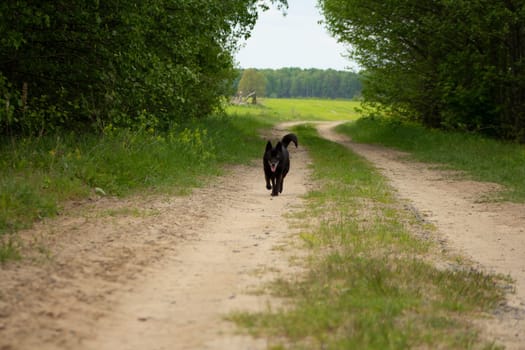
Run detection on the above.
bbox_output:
[265,141,283,173]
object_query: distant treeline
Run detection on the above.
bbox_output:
[236,68,362,99]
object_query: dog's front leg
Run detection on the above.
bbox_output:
[271,176,279,196]
[265,175,272,190]
[272,174,282,196]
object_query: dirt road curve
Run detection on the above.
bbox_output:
[1,122,524,349]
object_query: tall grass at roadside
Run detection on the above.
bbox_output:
[0,114,269,261]
[337,117,525,202]
[230,125,505,349]
[227,98,362,121]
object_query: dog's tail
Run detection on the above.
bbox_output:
[281,133,298,148]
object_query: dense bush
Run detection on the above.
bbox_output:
[320,0,525,141]
[0,0,286,135]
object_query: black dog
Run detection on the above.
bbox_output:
[263,133,298,196]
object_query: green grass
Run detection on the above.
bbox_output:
[0,114,270,261]
[337,117,525,202]
[229,124,506,349]
[230,100,524,201]
[227,98,362,121]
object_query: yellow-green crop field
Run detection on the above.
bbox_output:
[227,98,363,121]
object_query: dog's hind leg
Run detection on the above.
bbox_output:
[279,169,288,194]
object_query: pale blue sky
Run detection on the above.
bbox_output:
[235,0,357,71]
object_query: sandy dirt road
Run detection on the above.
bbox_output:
[313,121,525,349]
[1,122,524,349]
[0,128,311,350]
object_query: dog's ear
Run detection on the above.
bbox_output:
[276,141,283,151]
[265,141,272,152]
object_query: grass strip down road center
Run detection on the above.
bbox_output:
[229,124,506,349]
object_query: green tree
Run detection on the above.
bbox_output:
[320,0,525,141]
[0,0,287,135]
[237,68,267,97]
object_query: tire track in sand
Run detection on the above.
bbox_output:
[0,127,310,350]
[77,131,311,350]
[312,121,525,350]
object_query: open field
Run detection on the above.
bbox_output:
[227,98,362,121]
